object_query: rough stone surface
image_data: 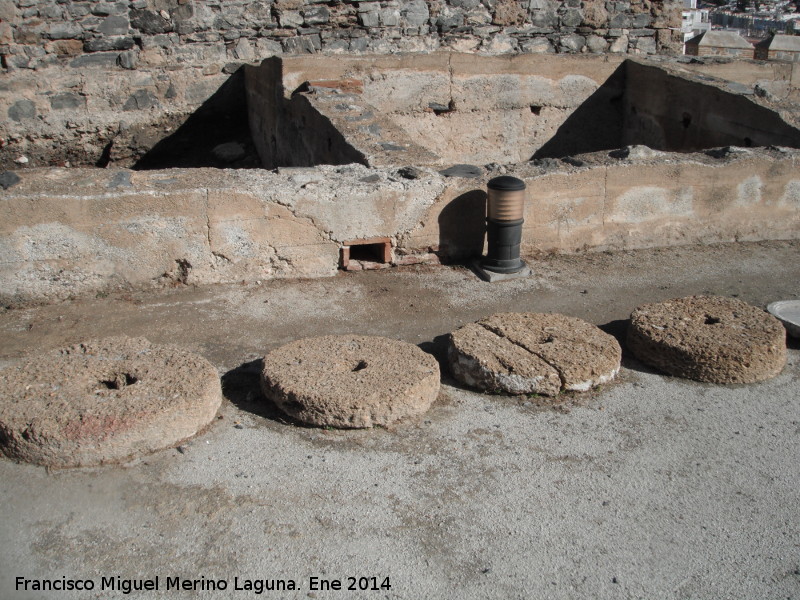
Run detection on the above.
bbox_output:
[627,296,787,383]
[0,336,223,468]
[261,335,440,428]
[448,312,622,395]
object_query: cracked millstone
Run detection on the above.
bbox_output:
[0,336,222,468]
[448,313,621,396]
[261,335,440,428]
[627,295,787,383]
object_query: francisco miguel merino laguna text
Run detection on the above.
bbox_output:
[16,575,301,594]
[16,575,392,594]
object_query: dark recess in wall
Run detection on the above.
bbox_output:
[133,68,261,170]
[532,63,627,160]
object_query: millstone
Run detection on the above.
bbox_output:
[447,312,621,395]
[260,335,440,428]
[0,336,222,468]
[627,295,787,383]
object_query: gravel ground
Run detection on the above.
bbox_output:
[0,240,798,600]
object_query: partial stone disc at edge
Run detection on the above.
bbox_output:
[0,336,223,468]
[627,295,787,383]
[448,312,622,396]
[260,335,440,429]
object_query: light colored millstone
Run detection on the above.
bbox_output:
[260,335,440,428]
[448,312,622,396]
[0,336,222,468]
[627,295,787,383]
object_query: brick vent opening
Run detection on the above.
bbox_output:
[341,238,392,271]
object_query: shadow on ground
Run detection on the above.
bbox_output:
[599,318,664,376]
[221,359,308,427]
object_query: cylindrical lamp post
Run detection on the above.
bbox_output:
[480,175,527,276]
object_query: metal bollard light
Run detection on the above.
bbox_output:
[481,175,527,275]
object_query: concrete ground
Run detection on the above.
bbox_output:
[1,240,799,600]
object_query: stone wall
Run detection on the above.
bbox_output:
[0,0,682,169]
[2,0,682,72]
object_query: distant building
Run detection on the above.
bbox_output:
[684,30,754,57]
[682,0,712,48]
[754,34,800,61]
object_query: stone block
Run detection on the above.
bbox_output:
[303,5,330,25]
[402,0,429,27]
[521,37,554,53]
[45,22,83,40]
[278,10,304,28]
[380,7,401,27]
[130,9,172,34]
[581,0,608,27]
[118,51,138,69]
[0,23,14,45]
[559,33,585,52]
[70,52,120,67]
[123,89,159,111]
[586,34,607,53]
[7,99,36,122]
[84,36,135,52]
[282,34,321,54]
[48,92,86,110]
[560,8,583,27]
[98,15,129,36]
[358,10,380,27]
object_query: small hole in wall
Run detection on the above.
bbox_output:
[630,105,637,115]
[430,100,456,116]
[744,137,753,147]
[352,360,368,372]
[704,315,721,325]
[682,112,692,129]
[340,238,392,271]
[530,106,542,115]
[348,244,385,262]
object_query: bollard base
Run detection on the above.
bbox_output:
[471,259,532,282]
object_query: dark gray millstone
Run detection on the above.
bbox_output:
[379,143,405,151]
[0,172,21,190]
[440,164,483,178]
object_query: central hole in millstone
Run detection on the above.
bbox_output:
[704,316,722,325]
[100,373,138,389]
[352,360,368,372]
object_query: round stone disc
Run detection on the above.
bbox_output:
[260,335,440,428]
[448,312,621,396]
[0,336,222,468]
[627,295,787,383]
